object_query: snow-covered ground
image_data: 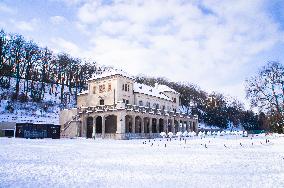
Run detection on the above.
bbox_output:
[0,135,284,188]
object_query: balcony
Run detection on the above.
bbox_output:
[76,103,195,120]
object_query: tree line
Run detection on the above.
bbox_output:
[0,29,104,105]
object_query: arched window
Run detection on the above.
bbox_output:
[146,102,150,107]
[156,104,159,109]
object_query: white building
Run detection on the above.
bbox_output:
[60,70,198,139]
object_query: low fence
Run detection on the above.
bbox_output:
[125,133,161,139]
[93,133,161,139]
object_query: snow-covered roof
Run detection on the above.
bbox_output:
[89,69,134,81]
[77,90,88,96]
[155,84,179,94]
[133,83,172,101]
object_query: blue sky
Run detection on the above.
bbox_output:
[1,0,284,108]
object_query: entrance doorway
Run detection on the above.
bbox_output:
[86,117,93,138]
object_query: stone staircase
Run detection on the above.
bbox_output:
[60,115,80,138]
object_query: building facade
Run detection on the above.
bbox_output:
[60,70,198,139]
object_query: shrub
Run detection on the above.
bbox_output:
[18,92,29,103]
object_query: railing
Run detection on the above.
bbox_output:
[61,115,80,133]
[93,133,116,139]
[125,133,161,139]
[76,104,197,119]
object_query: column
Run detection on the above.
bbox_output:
[132,115,135,133]
[81,114,86,137]
[164,118,168,133]
[116,112,126,139]
[187,121,190,131]
[157,119,161,133]
[141,118,144,134]
[193,121,197,132]
[156,119,159,133]
[172,121,175,134]
[121,115,126,134]
[92,116,96,138]
[149,118,152,134]
[116,113,125,134]
[102,115,105,138]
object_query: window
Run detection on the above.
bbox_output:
[127,85,130,91]
[100,99,104,105]
[156,104,159,109]
[123,99,129,104]
[125,84,128,91]
[99,84,105,93]
[173,98,176,103]
[93,86,96,94]
[139,100,143,106]
[108,83,111,92]
[122,84,125,91]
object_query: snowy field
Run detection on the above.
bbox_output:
[0,135,284,188]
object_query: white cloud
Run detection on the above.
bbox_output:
[50,16,67,25]
[68,0,284,104]
[12,18,39,32]
[49,0,85,6]
[51,37,81,55]
[17,21,34,31]
[0,3,14,14]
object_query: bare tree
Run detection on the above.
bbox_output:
[246,61,284,133]
[9,34,25,98]
[246,61,284,113]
